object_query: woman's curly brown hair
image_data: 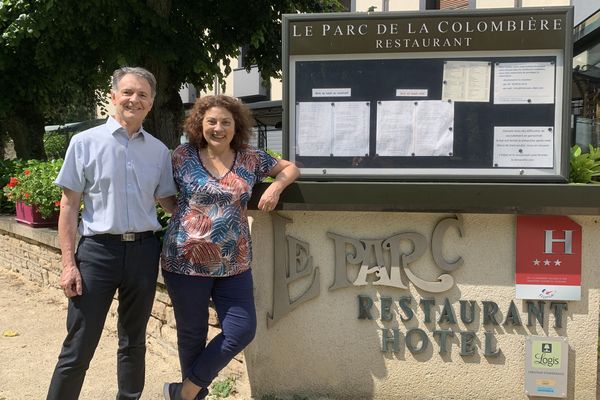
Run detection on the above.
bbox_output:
[184,95,253,151]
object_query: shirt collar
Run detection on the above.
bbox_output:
[106,116,146,140]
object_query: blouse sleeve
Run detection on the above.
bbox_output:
[254,148,279,182]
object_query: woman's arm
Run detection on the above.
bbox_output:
[257,159,300,212]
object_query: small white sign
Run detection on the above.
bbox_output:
[395,89,428,97]
[494,62,555,104]
[493,126,554,168]
[312,88,351,97]
[515,284,581,301]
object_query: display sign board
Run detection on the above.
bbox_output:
[282,8,573,181]
[515,215,582,301]
[525,336,568,398]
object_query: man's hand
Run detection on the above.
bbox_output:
[57,188,84,298]
[60,264,82,297]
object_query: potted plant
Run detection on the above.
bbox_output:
[0,159,25,214]
[3,159,63,227]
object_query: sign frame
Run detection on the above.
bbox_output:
[282,7,574,182]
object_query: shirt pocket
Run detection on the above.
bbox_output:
[135,161,161,196]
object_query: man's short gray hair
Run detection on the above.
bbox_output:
[111,67,157,98]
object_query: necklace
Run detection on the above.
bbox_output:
[199,148,235,179]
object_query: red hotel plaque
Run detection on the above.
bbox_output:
[515,216,581,301]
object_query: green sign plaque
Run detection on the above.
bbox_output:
[525,336,568,398]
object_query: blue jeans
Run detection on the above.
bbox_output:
[163,269,257,388]
[47,234,160,400]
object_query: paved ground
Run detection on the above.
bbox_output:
[0,269,249,400]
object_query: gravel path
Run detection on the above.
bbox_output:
[0,269,249,400]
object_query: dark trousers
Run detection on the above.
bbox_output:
[47,235,160,400]
[163,269,257,389]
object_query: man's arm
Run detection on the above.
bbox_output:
[157,195,177,214]
[58,188,83,297]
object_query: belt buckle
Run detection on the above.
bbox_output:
[121,233,136,242]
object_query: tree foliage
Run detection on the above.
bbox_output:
[0,0,343,155]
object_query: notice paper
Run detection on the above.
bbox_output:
[442,61,491,102]
[494,62,555,104]
[493,126,554,168]
[295,101,370,157]
[312,88,352,97]
[376,100,454,157]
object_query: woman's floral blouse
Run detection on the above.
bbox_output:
[161,143,278,277]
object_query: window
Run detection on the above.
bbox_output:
[426,0,470,9]
[238,45,250,69]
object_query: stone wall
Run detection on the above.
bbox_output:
[0,215,222,358]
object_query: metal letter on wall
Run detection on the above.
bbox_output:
[328,215,463,293]
[268,213,320,327]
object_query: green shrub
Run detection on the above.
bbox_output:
[210,377,236,398]
[266,149,282,159]
[44,132,69,160]
[569,144,600,184]
[155,203,172,243]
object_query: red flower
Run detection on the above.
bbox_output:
[54,201,60,207]
[24,170,31,176]
[7,177,18,188]
[24,193,30,199]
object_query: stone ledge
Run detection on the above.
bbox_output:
[0,215,172,286]
[250,181,600,215]
[0,215,60,249]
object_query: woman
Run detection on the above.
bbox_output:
[161,95,299,400]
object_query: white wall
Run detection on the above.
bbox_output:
[474,0,515,8]
[521,0,570,7]
[355,0,420,12]
[246,211,600,399]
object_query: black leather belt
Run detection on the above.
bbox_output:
[89,231,155,242]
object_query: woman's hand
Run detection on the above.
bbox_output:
[258,159,300,212]
[258,184,282,212]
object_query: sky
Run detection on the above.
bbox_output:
[572,0,600,25]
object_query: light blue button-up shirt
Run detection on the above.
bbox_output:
[55,117,177,236]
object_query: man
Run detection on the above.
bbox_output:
[47,67,177,400]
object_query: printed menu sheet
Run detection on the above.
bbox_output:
[442,61,491,102]
[376,100,454,156]
[295,101,370,157]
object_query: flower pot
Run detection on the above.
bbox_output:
[15,201,59,228]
